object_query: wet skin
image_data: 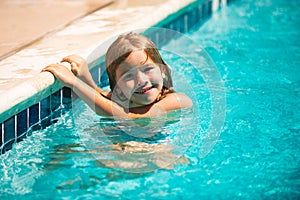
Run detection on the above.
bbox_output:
[115,50,165,108]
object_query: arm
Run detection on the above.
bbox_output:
[128,92,193,118]
[61,54,98,89]
[42,63,129,118]
[43,62,193,119]
[62,54,110,97]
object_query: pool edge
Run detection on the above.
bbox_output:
[0,0,229,153]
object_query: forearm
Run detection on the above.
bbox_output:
[72,80,158,119]
[71,78,129,118]
[78,71,98,89]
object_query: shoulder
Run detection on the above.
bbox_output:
[127,92,192,119]
[157,92,193,110]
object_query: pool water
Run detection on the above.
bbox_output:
[1,0,300,199]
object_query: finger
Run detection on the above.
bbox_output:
[42,63,62,73]
[42,65,52,72]
[60,61,72,71]
[41,68,48,72]
[61,57,70,63]
[70,62,79,75]
[61,55,74,63]
[42,66,55,74]
[61,54,77,63]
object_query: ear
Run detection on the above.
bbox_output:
[160,63,169,78]
[160,66,166,78]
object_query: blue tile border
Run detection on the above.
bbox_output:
[2,116,16,153]
[0,0,220,154]
[62,87,72,106]
[0,86,73,154]
[16,109,28,142]
[0,123,2,147]
[29,103,40,129]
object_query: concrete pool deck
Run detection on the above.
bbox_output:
[0,0,201,122]
[0,0,114,60]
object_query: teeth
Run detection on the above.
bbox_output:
[136,87,152,94]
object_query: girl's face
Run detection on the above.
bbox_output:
[114,50,164,107]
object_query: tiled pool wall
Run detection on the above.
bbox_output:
[0,0,232,154]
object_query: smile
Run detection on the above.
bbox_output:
[134,85,156,94]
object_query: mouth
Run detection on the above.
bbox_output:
[134,84,157,94]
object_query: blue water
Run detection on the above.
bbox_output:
[1,0,300,199]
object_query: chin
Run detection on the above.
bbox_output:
[132,96,157,106]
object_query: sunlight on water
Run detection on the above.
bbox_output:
[1,0,300,199]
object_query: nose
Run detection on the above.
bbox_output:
[136,71,148,86]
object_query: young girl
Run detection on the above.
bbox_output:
[43,32,193,118]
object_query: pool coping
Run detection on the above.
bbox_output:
[0,0,197,123]
[0,0,227,153]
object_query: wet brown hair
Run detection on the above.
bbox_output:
[105,32,174,101]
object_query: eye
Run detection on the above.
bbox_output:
[142,65,155,73]
[121,72,134,81]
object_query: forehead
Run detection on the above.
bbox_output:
[116,50,156,75]
[122,50,150,67]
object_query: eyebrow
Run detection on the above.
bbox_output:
[118,68,132,78]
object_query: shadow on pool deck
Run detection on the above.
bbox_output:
[0,0,114,60]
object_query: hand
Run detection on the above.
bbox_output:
[61,54,98,88]
[42,63,77,87]
[61,54,89,79]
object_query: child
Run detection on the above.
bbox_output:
[43,32,193,118]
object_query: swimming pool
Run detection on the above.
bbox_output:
[1,0,300,199]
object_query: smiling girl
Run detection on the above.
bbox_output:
[43,32,192,118]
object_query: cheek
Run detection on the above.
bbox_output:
[151,68,163,79]
[151,71,164,85]
[117,80,135,94]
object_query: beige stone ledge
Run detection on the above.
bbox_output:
[0,0,197,123]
